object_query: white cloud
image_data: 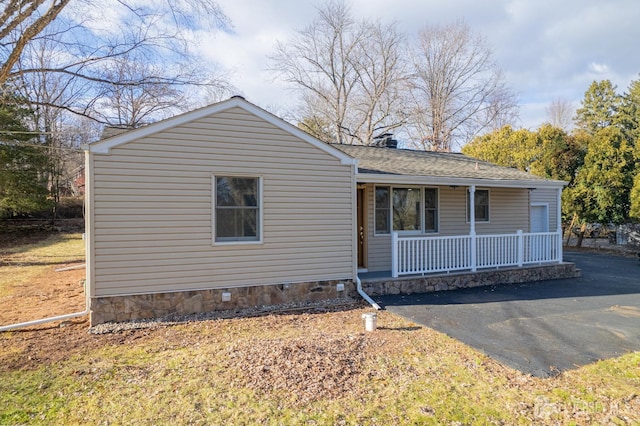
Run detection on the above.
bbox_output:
[589,63,610,74]
[198,0,640,130]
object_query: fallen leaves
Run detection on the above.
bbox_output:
[225,334,371,403]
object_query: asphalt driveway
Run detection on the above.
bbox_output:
[374,251,640,377]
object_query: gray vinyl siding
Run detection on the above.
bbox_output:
[364,184,530,272]
[91,107,354,297]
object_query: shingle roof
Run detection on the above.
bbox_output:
[331,144,560,184]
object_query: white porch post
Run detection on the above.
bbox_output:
[469,185,477,272]
[391,231,399,278]
[556,187,563,263]
[516,229,524,267]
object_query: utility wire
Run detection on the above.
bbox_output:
[0,140,84,152]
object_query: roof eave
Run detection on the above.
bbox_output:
[355,173,567,189]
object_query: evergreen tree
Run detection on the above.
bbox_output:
[0,98,50,217]
[619,77,640,221]
[463,124,585,183]
[530,124,586,182]
[461,125,538,171]
[565,127,634,225]
[618,78,640,143]
[630,172,640,221]
[574,80,621,134]
[298,115,337,143]
[464,124,587,224]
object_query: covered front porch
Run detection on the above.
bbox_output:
[390,229,562,277]
[359,229,564,279]
[356,181,565,275]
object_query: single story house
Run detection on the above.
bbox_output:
[84,96,577,325]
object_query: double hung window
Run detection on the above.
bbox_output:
[375,186,438,234]
[214,176,261,242]
[467,189,490,222]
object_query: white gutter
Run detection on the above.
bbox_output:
[356,276,381,310]
[355,174,567,189]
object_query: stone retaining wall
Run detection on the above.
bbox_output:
[90,279,356,326]
[361,263,580,296]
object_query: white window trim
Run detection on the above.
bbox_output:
[374,185,440,236]
[466,188,491,224]
[212,174,264,245]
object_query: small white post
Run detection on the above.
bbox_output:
[391,231,399,278]
[517,229,524,267]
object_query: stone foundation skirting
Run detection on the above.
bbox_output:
[90,279,356,326]
[361,263,581,296]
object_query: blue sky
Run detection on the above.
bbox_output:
[195,0,640,130]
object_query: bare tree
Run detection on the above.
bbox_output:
[1,0,231,118]
[406,21,518,151]
[0,0,70,85]
[269,0,407,144]
[4,1,232,220]
[15,34,87,218]
[92,54,189,128]
[350,20,408,144]
[545,97,575,131]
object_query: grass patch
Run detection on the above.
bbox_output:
[0,232,84,261]
[1,233,639,424]
[2,315,639,424]
[0,264,48,298]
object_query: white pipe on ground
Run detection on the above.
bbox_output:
[54,263,86,272]
[1,262,89,332]
[356,276,381,310]
[0,310,88,332]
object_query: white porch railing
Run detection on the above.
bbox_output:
[392,230,562,278]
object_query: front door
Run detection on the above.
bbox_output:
[357,187,366,268]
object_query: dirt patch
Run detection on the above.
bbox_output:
[226,334,371,403]
[1,225,86,327]
[0,265,86,326]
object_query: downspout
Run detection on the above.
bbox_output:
[350,160,380,310]
[356,276,381,310]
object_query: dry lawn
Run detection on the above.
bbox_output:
[0,231,85,324]
[1,232,639,425]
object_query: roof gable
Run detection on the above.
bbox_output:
[85,97,355,165]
